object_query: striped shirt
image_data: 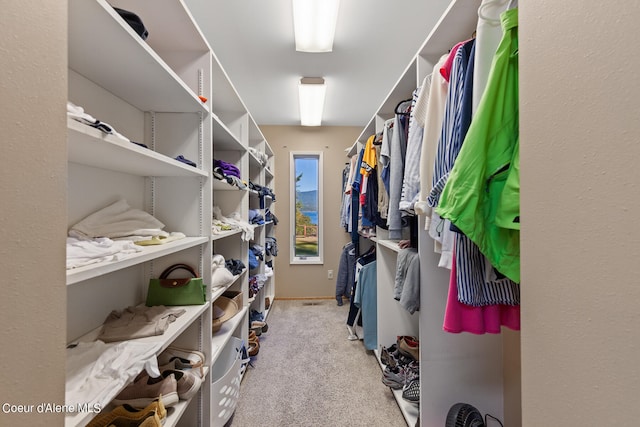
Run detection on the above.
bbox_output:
[455,233,520,307]
[428,39,475,208]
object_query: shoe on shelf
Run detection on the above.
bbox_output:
[248,339,259,357]
[86,398,166,427]
[106,410,163,427]
[250,324,262,337]
[381,367,404,390]
[112,373,179,409]
[402,379,420,404]
[382,362,419,390]
[380,344,399,368]
[157,365,202,401]
[251,320,268,333]
[157,346,206,378]
[265,297,271,310]
[397,335,419,361]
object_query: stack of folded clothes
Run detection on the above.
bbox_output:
[248,209,264,225]
[213,159,246,189]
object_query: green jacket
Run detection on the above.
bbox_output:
[436,9,520,283]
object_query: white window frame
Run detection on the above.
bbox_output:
[290,151,323,264]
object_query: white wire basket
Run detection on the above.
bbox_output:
[210,337,243,426]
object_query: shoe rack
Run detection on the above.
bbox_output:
[66,1,272,426]
[351,1,505,426]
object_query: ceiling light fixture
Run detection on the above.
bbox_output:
[292,0,340,52]
[298,77,326,127]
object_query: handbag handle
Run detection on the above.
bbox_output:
[159,263,199,279]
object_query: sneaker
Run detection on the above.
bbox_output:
[112,373,179,409]
[402,379,420,404]
[86,399,166,427]
[397,335,419,361]
[380,344,399,368]
[158,346,206,378]
[158,368,201,401]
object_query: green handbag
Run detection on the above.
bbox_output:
[146,263,206,306]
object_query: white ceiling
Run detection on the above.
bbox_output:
[185,0,452,127]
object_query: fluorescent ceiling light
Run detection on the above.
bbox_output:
[292,0,340,52]
[298,77,326,126]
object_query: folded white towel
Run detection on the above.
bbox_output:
[66,236,142,269]
[69,199,167,239]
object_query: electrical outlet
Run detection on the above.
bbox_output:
[327,270,334,280]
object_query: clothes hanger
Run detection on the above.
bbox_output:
[394,98,412,115]
[478,0,507,23]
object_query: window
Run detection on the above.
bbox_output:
[290,152,323,264]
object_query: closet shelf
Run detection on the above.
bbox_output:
[108,0,210,52]
[213,114,245,151]
[212,229,244,241]
[377,239,403,253]
[211,306,248,366]
[69,0,208,114]
[263,294,275,321]
[211,271,246,301]
[265,168,274,178]
[67,237,209,286]
[65,303,210,427]
[248,152,262,168]
[417,0,481,63]
[68,119,208,178]
[213,179,247,191]
[210,51,248,118]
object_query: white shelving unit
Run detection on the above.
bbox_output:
[67,0,213,425]
[66,1,273,426]
[351,1,506,426]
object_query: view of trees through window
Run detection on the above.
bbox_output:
[293,155,320,259]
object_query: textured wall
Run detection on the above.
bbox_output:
[261,126,360,298]
[0,0,67,425]
[520,1,640,425]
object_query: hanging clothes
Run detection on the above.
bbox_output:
[359,134,379,233]
[443,242,520,334]
[436,8,520,283]
[427,38,475,269]
[399,85,425,213]
[335,241,357,304]
[387,100,412,239]
[339,162,351,231]
[354,260,377,351]
[393,247,420,314]
[414,53,449,237]
[454,233,520,307]
[346,246,376,328]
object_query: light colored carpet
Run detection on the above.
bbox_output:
[229,299,406,427]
